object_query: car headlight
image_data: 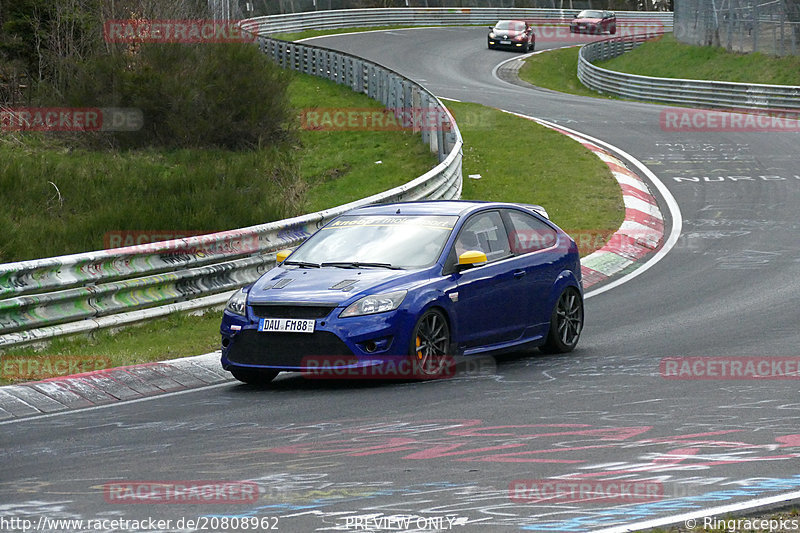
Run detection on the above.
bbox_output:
[225,288,248,316]
[514,34,526,40]
[489,32,496,38]
[340,290,407,318]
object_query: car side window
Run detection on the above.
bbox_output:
[454,211,511,262]
[505,209,558,254]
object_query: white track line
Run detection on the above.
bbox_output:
[592,489,800,533]
[0,382,233,426]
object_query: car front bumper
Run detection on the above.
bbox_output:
[570,23,601,33]
[487,39,529,50]
[220,307,417,372]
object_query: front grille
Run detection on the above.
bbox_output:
[226,330,353,366]
[251,305,336,319]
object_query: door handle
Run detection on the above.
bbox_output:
[513,270,526,279]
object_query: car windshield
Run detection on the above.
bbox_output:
[494,21,525,31]
[577,10,604,19]
[287,214,458,269]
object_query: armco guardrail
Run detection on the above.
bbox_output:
[254,7,673,34]
[0,18,463,347]
[1,8,674,347]
[578,33,800,112]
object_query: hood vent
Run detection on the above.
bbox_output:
[329,279,358,291]
[272,278,294,289]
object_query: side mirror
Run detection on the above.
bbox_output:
[457,250,488,269]
[276,249,291,264]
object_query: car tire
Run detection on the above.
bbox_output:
[230,368,279,385]
[540,287,583,354]
[409,309,452,379]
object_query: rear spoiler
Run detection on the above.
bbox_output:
[519,204,549,220]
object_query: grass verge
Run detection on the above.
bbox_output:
[518,45,609,98]
[0,71,434,262]
[0,311,224,385]
[597,33,800,86]
[447,100,622,232]
[292,75,435,214]
[519,34,800,99]
[0,100,622,384]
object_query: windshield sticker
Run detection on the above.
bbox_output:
[325,216,456,230]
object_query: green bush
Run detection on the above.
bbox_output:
[58,42,293,150]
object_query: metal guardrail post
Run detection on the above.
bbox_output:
[412,87,421,135]
[367,65,377,99]
[322,50,330,79]
[437,118,445,163]
[420,93,431,148]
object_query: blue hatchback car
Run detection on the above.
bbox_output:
[220,200,583,384]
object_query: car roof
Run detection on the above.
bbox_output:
[344,200,542,218]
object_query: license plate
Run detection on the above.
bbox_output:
[500,40,511,45]
[259,318,315,333]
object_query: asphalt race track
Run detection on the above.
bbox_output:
[3,27,800,533]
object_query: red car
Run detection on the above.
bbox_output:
[487,20,535,52]
[570,10,617,35]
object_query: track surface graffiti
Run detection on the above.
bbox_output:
[4,418,800,531]
[197,419,800,530]
[253,419,800,468]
